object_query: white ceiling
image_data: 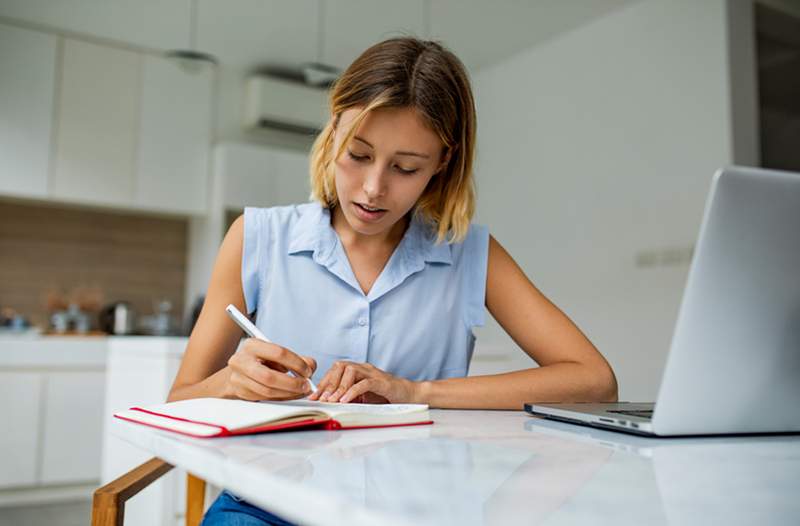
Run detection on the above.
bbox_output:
[0,0,635,73]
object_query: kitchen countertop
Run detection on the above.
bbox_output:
[0,335,188,367]
[108,336,188,357]
[0,336,108,367]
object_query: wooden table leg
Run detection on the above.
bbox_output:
[186,473,207,526]
[92,457,174,526]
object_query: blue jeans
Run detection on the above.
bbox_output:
[201,490,298,526]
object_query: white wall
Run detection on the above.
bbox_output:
[470,0,756,401]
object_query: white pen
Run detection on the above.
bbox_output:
[225,304,317,393]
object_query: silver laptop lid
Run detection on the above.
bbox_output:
[653,166,800,435]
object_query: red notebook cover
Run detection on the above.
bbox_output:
[115,405,433,438]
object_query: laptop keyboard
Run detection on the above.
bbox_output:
[608,409,654,419]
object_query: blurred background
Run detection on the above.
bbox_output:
[0,0,798,524]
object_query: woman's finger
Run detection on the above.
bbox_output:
[326,364,360,403]
[230,377,267,402]
[318,361,350,401]
[231,371,304,401]
[307,363,338,400]
[302,356,317,376]
[260,360,288,373]
[243,339,314,379]
[308,369,337,400]
[231,349,309,396]
[245,359,310,395]
[307,368,331,400]
[339,378,375,404]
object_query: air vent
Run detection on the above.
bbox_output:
[243,75,329,135]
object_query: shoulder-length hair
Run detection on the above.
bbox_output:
[309,37,477,244]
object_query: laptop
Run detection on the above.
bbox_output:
[525,166,800,436]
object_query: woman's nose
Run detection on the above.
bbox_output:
[362,165,388,199]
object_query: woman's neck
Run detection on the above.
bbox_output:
[330,205,409,253]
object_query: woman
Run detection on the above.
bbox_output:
[169,37,617,525]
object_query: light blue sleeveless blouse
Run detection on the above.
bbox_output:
[242,202,489,384]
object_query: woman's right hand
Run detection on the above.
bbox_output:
[226,338,316,401]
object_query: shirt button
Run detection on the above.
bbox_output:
[358,318,368,326]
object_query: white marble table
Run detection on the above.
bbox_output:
[111,409,800,526]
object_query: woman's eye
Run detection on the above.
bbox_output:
[347,150,417,175]
[347,150,369,162]
[395,166,418,175]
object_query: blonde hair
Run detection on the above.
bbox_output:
[309,37,477,244]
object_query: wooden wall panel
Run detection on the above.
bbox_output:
[0,201,188,330]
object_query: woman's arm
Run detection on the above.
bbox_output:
[311,234,617,409]
[416,234,618,409]
[168,216,315,402]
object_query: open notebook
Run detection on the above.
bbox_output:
[114,398,432,438]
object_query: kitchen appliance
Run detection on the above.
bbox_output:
[99,302,136,335]
[50,303,91,334]
[138,299,177,336]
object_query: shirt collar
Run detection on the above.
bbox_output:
[404,214,453,265]
[287,202,332,258]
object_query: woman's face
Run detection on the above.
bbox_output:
[332,106,445,241]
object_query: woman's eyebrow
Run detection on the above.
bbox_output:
[354,135,430,159]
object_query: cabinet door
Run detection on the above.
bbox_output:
[101,345,186,525]
[219,144,308,209]
[0,372,42,488]
[270,148,312,206]
[52,38,140,206]
[40,371,105,484]
[0,24,57,199]
[135,55,213,214]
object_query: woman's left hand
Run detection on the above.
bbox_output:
[307,361,420,404]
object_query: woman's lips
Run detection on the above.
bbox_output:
[353,202,388,222]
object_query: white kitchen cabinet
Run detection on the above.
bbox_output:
[0,2,191,52]
[0,24,57,199]
[40,371,106,484]
[102,337,188,526]
[0,338,106,505]
[218,142,309,210]
[3,25,216,216]
[268,148,313,206]
[52,38,141,206]
[135,55,213,214]
[0,372,43,488]
[217,143,275,210]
